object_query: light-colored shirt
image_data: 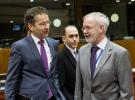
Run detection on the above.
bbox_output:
[65,44,78,59]
[31,34,52,70]
[95,37,107,67]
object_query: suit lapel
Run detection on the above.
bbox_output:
[82,44,92,80]
[88,51,92,80]
[45,38,54,57]
[26,36,48,77]
[93,41,112,78]
[26,36,41,61]
[63,45,76,67]
[45,37,55,71]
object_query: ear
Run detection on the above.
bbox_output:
[28,23,33,32]
[62,36,65,42]
[99,25,104,33]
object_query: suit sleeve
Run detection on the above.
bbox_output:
[5,43,23,100]
[74,55,83,100]
[57,55,66,92]
[117,50,134,100]
[53,40,60,88]
[55,40,59,52]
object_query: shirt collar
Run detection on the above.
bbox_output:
[31,34,48,45]
[96,37,107,50]
[65,44,77,53]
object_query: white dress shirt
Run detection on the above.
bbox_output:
[95,37,107,67]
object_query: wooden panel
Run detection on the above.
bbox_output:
[0,91,4,100]
[113,39,135,68]
[132,72,135,100]
[0,48,11,74]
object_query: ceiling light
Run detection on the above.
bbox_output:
[116,0,120,3]
[53,0,59,2]
[29,0,34,2]
[10,20,14,24]
[128,1,132,4]
[131,0,135,2]
[66,2,70,6]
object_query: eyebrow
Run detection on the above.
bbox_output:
[68,34,79,38]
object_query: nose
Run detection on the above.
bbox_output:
[73,36,79,42]
[82,28,87,34]
[44,24,50,29]
[73,36,77,40]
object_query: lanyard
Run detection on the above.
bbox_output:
[96,49,103,64]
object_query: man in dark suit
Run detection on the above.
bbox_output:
[57,25,79,100]
[74,12,134,100]
[5,6,65,100]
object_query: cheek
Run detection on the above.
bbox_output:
[38,27,43,31]
[66,39,72,44]
[67,39,72,43]
[75,38,79,42]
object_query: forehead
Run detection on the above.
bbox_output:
[83,17,96,26]
[65,27,78,35]
[34,13,49,22]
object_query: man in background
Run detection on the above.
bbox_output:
[74,12,134,100]
[5,6,65,100]
[57,25,79,100]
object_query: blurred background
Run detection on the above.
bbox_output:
[1,0,135,99]
[0,0,135,47]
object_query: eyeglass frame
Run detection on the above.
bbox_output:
[81,25,98,32]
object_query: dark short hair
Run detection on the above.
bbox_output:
[63,25,77,36]
[24,6,48,31]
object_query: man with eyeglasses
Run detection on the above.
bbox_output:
[57,25,79,100]
[74,12,134,100]
[5,6,65,100]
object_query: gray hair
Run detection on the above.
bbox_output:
[83,12,110,33]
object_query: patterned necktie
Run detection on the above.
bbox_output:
[38,40,53,99]
[90,46,99,78]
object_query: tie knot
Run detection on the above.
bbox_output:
[74,50,77,55]
[91,46,99,53]
[38,40,44,45]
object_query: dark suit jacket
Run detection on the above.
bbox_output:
[57,45,77,100]
[5,36,66,100]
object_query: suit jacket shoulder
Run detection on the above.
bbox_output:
[46,37,59,51]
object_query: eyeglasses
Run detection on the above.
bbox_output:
[68,34,79,38]
[45,21,51,25]
[40,21,51,26]
[81,25,97,31]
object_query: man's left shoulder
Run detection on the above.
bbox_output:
[110,41,127,52]
[46,37,59,44]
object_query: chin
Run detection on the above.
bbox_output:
[44,34,48,37]
[85,38,91,43]
[85,37,95,43]
[72,46,77,49]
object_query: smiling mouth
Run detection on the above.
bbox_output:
[85,35,90,38]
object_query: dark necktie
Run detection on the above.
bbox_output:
[90,46,99,78]
[38,40,49,74]
[38,40,53,99]
[73,50,78,61]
